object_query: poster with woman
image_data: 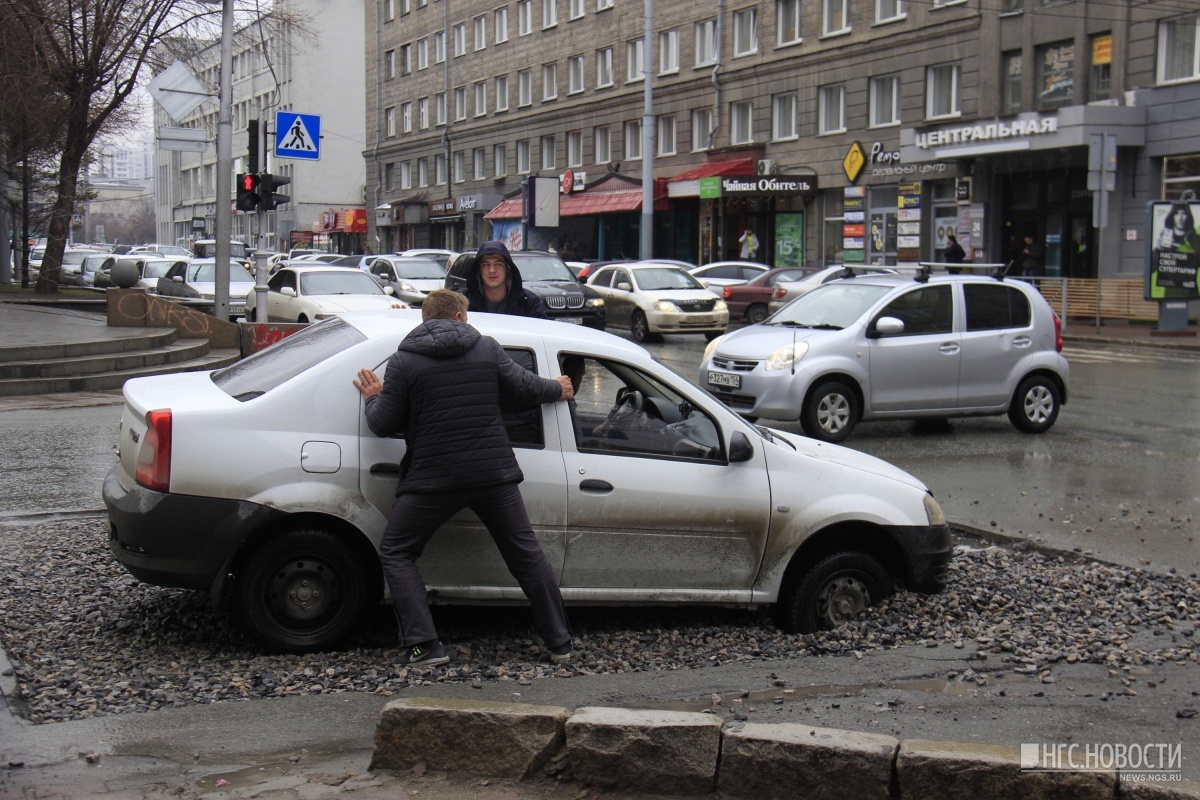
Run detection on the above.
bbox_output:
[1148,202,1200,300]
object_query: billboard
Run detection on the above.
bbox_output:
[1146,202,1200,301]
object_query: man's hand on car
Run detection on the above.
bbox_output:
[353,368,382,398]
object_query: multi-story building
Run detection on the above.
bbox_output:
[365,0,1199,289]
[153,0,367,253]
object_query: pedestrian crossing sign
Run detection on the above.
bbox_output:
[274,111,321,161]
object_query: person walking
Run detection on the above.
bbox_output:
[463,240,549,319]
[944,234,966,274]
[738,229,759,261]
[353,289,575,667]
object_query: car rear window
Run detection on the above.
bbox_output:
[963,283,1032,331]
[211,318,366,401]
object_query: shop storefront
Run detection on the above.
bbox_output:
[374,194,431,254]
[312,208,368,255]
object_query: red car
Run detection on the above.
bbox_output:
[722,267,817,324]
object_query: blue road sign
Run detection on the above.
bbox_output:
[275,111,321,161]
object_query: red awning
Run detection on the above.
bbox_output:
[484,197,523,220]
[667,158,755,182]
[484,186,664,220]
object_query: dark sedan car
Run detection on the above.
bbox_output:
[722,267,817,324]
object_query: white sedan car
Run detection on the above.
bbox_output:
[586,261,730,342]
[103,312,951,653]
[244,265,408,322]
[157,259,255,319]
[688,261,770,296]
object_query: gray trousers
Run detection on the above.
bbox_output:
[379,481,572,650]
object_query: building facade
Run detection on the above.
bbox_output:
[153,0,367,254]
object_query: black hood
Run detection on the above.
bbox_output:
[465,240,525,296]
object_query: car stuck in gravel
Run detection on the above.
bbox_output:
[103,311,952,653]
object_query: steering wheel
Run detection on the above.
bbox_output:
[613,387,645,415]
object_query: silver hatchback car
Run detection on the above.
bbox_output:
[700,268,1069,442]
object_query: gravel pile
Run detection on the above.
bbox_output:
[1,518,1197,724]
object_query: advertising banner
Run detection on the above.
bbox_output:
[1146,201,1200,300]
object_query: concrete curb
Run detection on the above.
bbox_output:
[371,699,1200,799]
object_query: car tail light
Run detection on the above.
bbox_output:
[1053,312,1063,353]
[723,286,733,299]
[135,409,172,493]
[772,286,787,300]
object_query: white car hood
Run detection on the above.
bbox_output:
[768,427,928,491]
[307,294,404,313]
[711,322,847,358]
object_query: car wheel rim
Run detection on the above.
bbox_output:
[817,393,850,434]
[816,575,871,627]
[1024,386,1053,424]
[633,314,647,339]
[265,557,341,627]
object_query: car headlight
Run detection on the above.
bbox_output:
[587,297,605,308]
[653,300,680,313]
[713,299,728,311]
[703,335,726,361]
[400,282,417,293]
[924,494,946,526]
[764,341,809,371]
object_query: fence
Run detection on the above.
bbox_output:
[1029,278,1161,329]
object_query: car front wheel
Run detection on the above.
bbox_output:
[802,380,857,442]
[236,528,375,653]
[774,551,894,633]
[630,310,652,343]
[1008,375,1061,433]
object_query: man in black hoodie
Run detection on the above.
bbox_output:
[353,289,574,667]
[464,240,550,319]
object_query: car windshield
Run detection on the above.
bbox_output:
[300,270,385,296]
[511,255,575,282]
[142,260,177,279]
[769,282,894,329]
[62,252,88,266]
[211,317,367,401]
[189,262,254,283]
[634,268,704,291]
[156,245,191,257]
[391,260,445,279]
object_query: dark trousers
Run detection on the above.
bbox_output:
[379,482,571,650]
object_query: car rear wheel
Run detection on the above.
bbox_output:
[746,303,769,324]
[1008,375,1061,433]
[802,380,857,442]
[630,310,652,343]
[774,551,894,633]
[236,528,374,653]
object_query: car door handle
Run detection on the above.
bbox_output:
[580,479,613,493]
[938,343,960,354]
[1012,335,1032,347]
[371,463,401,475]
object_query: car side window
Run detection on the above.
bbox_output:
[964,284,1032,331]
[878,285,954,335]
[560,354,722,462]
[590,269,612,288]
[500,347,544,448]
[614,269,632,289]
[705,265,739,280]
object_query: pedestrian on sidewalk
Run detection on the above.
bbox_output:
[944,234,966,274]
[352,289,574,667]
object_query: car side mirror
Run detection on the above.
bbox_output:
[869,316,905,338]
[728,431,754,463]
[281,286,297,297]
[383,286,395,295]
[171,275,183,282]
[616,282,632,292]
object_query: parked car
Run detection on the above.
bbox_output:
[130,244,193,259]
[157,259,256,319]
[700,270,1069,442]
[768,265,897,314]
[330,254,389,271]
[574,259,634,283]
[103,311,952,652]
[289,253,345,264]
[79,253,116,288]
[445,249,605,330]
[57,248,102,286]
[243,265,408,323]
[565,261,589,278]
[723,267,818,324]
[365,256,446,306]
[687,261,771,295]
[190,240,250,260]
[124,257,189,291]
[586,261,729,342]
[401,248,458,271]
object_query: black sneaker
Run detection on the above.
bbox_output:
[406,640,450,667]
[548,642,573,664]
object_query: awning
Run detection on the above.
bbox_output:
[485,185,666,220]
[667,158,755,198]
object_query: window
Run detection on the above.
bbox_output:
[435,31,446,63]
[544,0,557,28]
[819,85,845,133]
[401,161,412,190]
[1159,13,1200,83]
[627,39,644,82]
[692,108,712,151]
[401,102,413,132]
[435,92,446,125]
[926,63,961,119]
[933,0,966,6]
[879,285,954,336]
[417,157,428,187]
[778,0,801,45]
[518,0,533,34]
[454,86,467,121]
[824,0,849,35]
[385,106,396,137]
[657,115,676,156]
[454,151,466,183]
[696,20,717,65]
[568,130,583,166]
[964,284,1031,331]
[518,139,531,173]
[496,75,509,110]
[569,55,585,93]
[543,63,558,100]
[474,16,487,51]
[541,134,556,169]
[1002,51,1022,113]
[595,126,611,163]
[731,101,753,144]
[734,8,758,55]
[494,143,508,177]
[435,154,446,186]
[772,93,797,140]
[625,120,641,160]
[495,8,509,42]
[400,44,411,75]
[417,38,428,70]
[1090,33,1112,101]
[1037,40,1074,109]
[570,0,584,19]
[877,0,905,22]
[474,147,487,180]
[518,69,532,105]
[475,81,487,116]
[384,49,395,79]
[384,162,395,192]
[419,97,430,128]
[453,23,467,57]
[597,48,614,87]
[385,0,394,21]
[870,75,900,126]
[597,0,612,9]
[659,30,679,74]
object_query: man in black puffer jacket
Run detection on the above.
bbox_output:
[353,289,574,667]
[463,240,549,319]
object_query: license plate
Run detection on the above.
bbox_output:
[560,317,583,325]
[708,371,741,389]
[687,315,714,324]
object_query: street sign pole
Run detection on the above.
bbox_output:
[1088,133,1117,331]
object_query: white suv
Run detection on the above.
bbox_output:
[700,268,1069,442]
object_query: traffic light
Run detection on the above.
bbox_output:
[259,173,291,211]
[235,173,261,212]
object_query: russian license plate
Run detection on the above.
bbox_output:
[561,317,583,325]
[686,314,714,324]
[708,371,741,389]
